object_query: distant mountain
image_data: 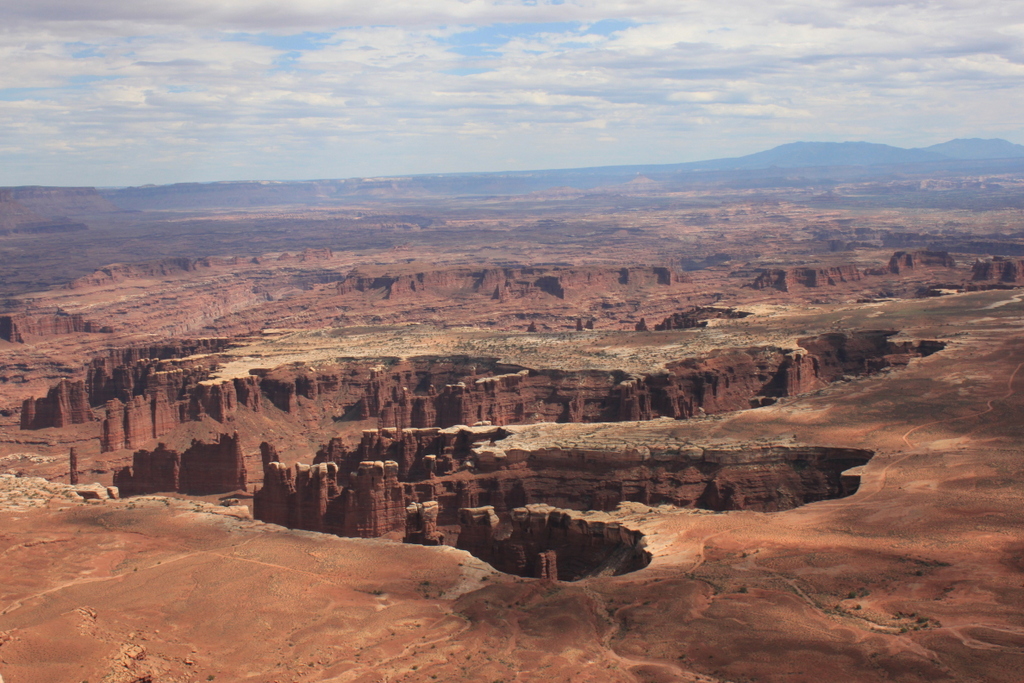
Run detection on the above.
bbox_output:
[35,136,1024,210]
[682,141,948,170]
[919,138,1024,160]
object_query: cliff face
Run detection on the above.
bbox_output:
[114,433,247,497]
[454,504,650,581]
[99,376,261,451]
[972,257,1024,282]
[255,430,874,570]
[21,331,941,453]
[887,250,956,274]
[253,457,406,538]
[335,265,688,302]
[652,307,751,331]
[20,379,94,429]
[0,313,110,343]
[749,265,863,291]
[15,338,256,446]
[257,331,941,432]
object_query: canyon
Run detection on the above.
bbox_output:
[1,175,1024,683]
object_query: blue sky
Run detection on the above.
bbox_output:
[0,0,1021,186]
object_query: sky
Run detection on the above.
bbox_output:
[0,0,1022,186]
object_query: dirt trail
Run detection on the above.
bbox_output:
[851,360,1024,503]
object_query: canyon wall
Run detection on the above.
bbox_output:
[20,379,94,429]
[20,332,942,457]
[453,504,650,581]
[269,330,941,430]
[0,313,110,343]
[255,430,874,548]
[335,265,688,302]
[749,265,864,291]
[652,306,751,331]
[887,250,957,274]
[113,432,247,497]
[972,257,1024,282]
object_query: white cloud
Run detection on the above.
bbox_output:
[0,0,1021,184]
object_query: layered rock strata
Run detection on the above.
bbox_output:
[0,313,110,343]
[113,433,247,497]
[256,430,874,546]
[972,257,1024,282]
[454,504,650,581]
[335,265,688,302]
[886,250,956,274]
[259,331,943,430]
[253,458,406,538]
[749,265,864,291]
[653,306,751,331]
[20,379,94,429]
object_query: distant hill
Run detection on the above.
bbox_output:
[11,137,1024,210]
[919,138,1024,160]
[679,141,947,170]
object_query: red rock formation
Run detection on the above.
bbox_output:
[749,265,863,291]
[114,434,246,497]
[315,427,456,481]
[887,250,956,273]
[340,460,406,538]
[0,313,110,342]
[20,379,94,429]
[653,307,751,331]
[100,396,155,452]
[404,501,444,546]
[69,447,79,485]
[260,441,280,470]
[113,443,181,496]
[972,257,1024,282]
[536,550,558,580]
[65,257,203,289]
[635,318,649,332]
[178,433,247,495]
[290,462,341,533]
[258,432,874,548]
[84,340,229,405]
[253,332,943,433]
[336,265,689,302]
[253,461,297,528]
[97,375,262,452]
[454,504,649,581]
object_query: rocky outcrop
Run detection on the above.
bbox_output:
[84,340,230,405]
[253,332,943,432]
[972,257,1024,282]
[115,433,246,497]
[887,250,956,274]
[405,501,444,545]
[339,460,407,537]
[65,257,203,289]
[113,443,180,496]
[336,265,689,302]
[653,306,751,331]
[0,313,110,342]
[257,429,874,546]
[454,504,650,581]
[20,379,94,429]
[98,376,262,452]
[69,447,79,485]
[179,433,247,495]
[254,458,405,537]
[749,265,863,291]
